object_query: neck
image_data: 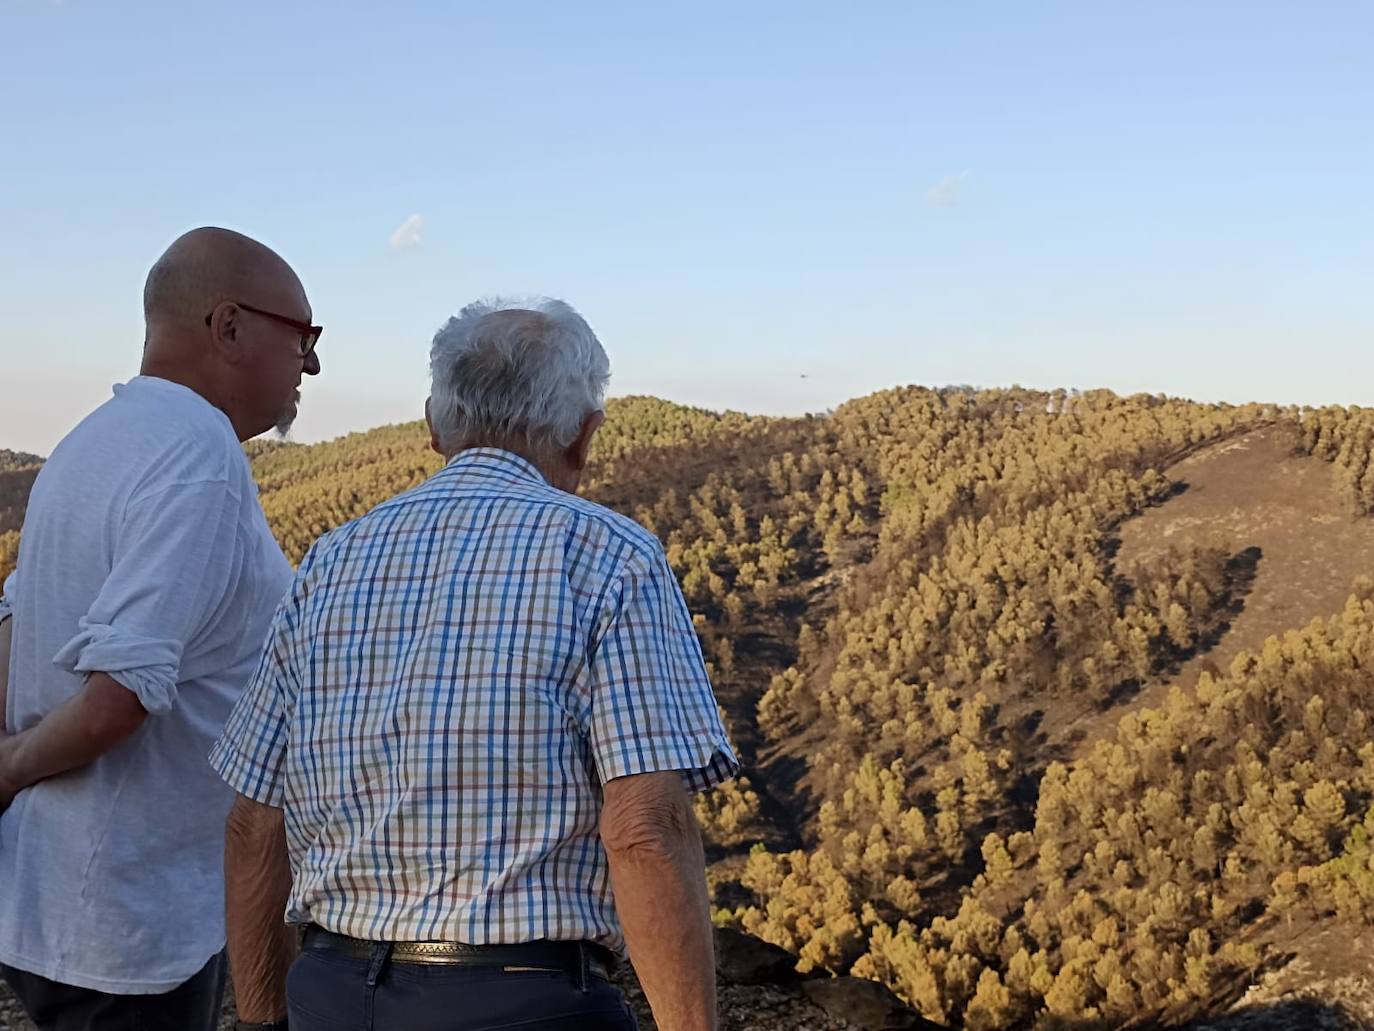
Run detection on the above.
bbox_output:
[140,356,248,442]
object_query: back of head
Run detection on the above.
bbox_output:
[429,297,610,458]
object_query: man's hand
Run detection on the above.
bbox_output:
[225,794,295,1024]
[601,770,716,1031]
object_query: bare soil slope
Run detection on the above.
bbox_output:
[1115,425,1374,700]
[1055,422,1374,763]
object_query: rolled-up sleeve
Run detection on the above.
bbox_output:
[209,558,307,806]
[51,479,242,716]
[586,543,739,792]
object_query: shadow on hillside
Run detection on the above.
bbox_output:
[1165,998,1369,1031]
[999,999,1371,1031]
[1095,544,1264,719]
[1019,998,1370,1031]
[1188,544,1264,663]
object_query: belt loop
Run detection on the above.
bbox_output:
[576,941,591,994]
[366,941,392,987]
[364,941,392,1028]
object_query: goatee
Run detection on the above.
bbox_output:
[273,389,302,439]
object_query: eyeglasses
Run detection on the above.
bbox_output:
[205,301,323,360]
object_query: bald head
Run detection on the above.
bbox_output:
[139,227,318,442]
[143,227,304,334]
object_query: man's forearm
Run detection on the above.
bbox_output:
[225,795,295,1023]
[0,671,146,798]
[604,794,716,1030]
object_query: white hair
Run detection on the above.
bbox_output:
[429,296,610,456]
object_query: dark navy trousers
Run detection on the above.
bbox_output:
[1,952,226,1031]
[286,944,640,1031]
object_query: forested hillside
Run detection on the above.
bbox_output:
[6,389,1374,1029]
[0,449,42,582]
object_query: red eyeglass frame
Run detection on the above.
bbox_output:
[204,301,323,359]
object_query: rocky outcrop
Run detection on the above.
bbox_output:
[801,977,947,1031]
[713,927,805,989]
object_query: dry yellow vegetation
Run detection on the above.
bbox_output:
[7,389,1374,1028]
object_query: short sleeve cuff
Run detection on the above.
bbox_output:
[595,729,740,794]
[682,747,740,793]
[208,733,286,806]
[0,596,12,623]
[52,619,182,716]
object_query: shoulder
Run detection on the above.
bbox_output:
[570,494,662,559]
[40,381,246,510]
[290,520,351,582]
[286,497,384,592]
[117,378,247,498]
[551,492,670,588]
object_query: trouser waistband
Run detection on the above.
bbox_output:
[300,926,616,981]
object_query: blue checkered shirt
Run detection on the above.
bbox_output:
[210,448,737,951]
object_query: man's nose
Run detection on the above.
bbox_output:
[304,351,321,376]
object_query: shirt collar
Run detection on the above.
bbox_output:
[445,447,548,486]
[121,374,215,406]
[117,376,236,435]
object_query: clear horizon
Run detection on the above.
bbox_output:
[3,1,1372,456]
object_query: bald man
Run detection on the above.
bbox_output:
[0,227,319,1031]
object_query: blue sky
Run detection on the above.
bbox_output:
[2,1,1372,455]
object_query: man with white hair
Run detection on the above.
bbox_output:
[213,297,736,1031]
[0,227,320,1030]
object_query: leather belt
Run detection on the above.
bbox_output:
[301,925,616,980]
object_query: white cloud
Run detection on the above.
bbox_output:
[389,214,424,250]
[925,172,969,208]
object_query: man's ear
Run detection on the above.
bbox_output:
[567,410,605,472]
[425,398,444,457]
[207,302,245,364]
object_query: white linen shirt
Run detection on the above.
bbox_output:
[0,376,292,993]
